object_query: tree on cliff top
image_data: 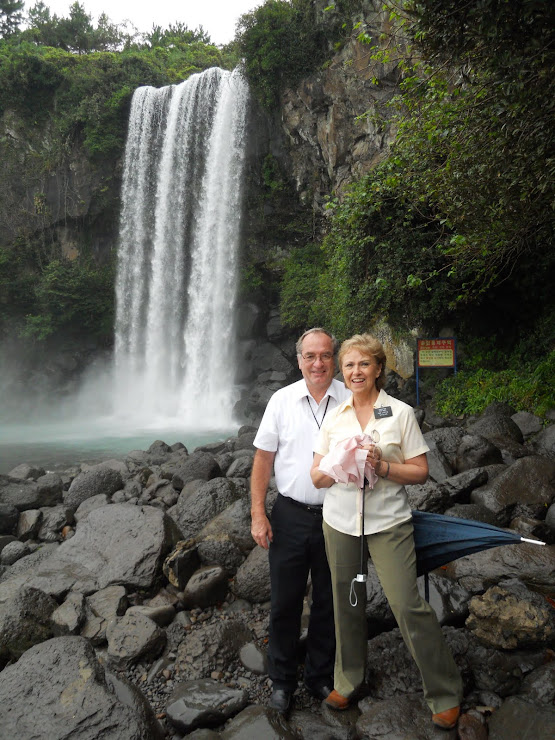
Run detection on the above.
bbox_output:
[237,0,364,108]
[0,0,23,37]
[26,1,124,52]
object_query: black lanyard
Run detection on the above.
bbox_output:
[306,396,331,430]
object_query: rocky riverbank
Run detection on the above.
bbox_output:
[1,401,554,739]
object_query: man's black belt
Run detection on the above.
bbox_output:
[281,494,323,514]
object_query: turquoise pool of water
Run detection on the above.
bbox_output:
[0,419,238,474]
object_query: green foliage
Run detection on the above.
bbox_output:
[0,244,37,325]
[370,0,555,301]
[280,159,458,337]
[433,351,555,419]
[261,154,285,194]
[432,307,555,417]
[24,1,123,52]
[20,256,115,341]
[237,0,363,108]
[0,30,231,158]
[280,242,327,328]
[0,235,114,343]
[238,263,266,302]
[142,22,212,48]
[0,0,23,38]
[0,42,64,119]
[278,0,554,342]
[404,0,553,75]
[320,165,459,335]
[237,0,309,108]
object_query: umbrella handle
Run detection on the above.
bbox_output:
[520,537,546,545]
[349,574,367,607]
[351,484,367,607]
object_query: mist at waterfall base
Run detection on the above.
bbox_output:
[0,68,250,474]
[0,356,240,474]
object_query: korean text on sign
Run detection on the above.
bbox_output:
[417,338,455,367]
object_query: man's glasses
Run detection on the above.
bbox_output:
[301,352,334,363]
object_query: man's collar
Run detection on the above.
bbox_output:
[294,378,338,403]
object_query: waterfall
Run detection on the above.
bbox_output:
[113,68,249,428]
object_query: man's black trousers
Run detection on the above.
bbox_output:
[268,493,335,691]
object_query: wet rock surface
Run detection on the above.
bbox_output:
[0,401,554,738]
[0,636,165,739]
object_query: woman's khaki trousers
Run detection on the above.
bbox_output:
[323,518,463,714]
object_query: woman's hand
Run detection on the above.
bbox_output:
[359,442,381,467]
[311,453,336,489]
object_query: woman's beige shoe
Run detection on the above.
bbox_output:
[432,705,460,729]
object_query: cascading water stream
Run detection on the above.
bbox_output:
[113,68,249,428]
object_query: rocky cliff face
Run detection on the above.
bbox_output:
[280,1,401,210]
[237,1,411,394]
[0,109,120,260]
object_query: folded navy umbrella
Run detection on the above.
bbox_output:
[411,509,546,577]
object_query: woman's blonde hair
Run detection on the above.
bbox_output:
[338,333,387,390]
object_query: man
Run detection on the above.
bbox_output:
[250,328,350,715]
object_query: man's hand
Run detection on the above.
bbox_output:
[250,448,276,549]
[251,511,273,549]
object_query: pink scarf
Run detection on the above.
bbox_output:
[318,434,379,489]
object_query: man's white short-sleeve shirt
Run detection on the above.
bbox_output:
[254,378,350,505]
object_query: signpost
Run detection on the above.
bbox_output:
[416,337,457,406]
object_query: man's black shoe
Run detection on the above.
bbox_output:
[269,688,293,716]
[305,683,333,701]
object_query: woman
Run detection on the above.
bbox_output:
[311,334,462,730]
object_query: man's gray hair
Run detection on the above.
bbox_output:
[296,327,338,356]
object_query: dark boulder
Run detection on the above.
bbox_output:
[64,465,124,510]
[467,415,524,445]
[487,696,555,740]
[28,504,181,596]
[175,617,252,680]
[167,451,222,490]
[232,546,271,604]
[470,456,555,523]
[0,636,164,739]
[357,693,447,739]
[456,435,503,472]
[511,411,543,439]
[6,463,46,480]
[0,584,57,665]
[182,565,230,609]
[0,474,62,511]
[0,502,18,535]
[444,541,555,594]
[107,611,166,669]
[424,427,466,469]
[220,705,297,739]
[165,679,248,734]
[196,498,253,572]
[530,424,555,461]
[172,478,241,541]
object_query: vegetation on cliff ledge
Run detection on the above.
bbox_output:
[277,0,554,413]
[237,0,366,108]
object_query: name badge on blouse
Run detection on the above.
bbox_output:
[374,405,392,419]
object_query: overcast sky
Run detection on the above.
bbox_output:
[26,1,261,45]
